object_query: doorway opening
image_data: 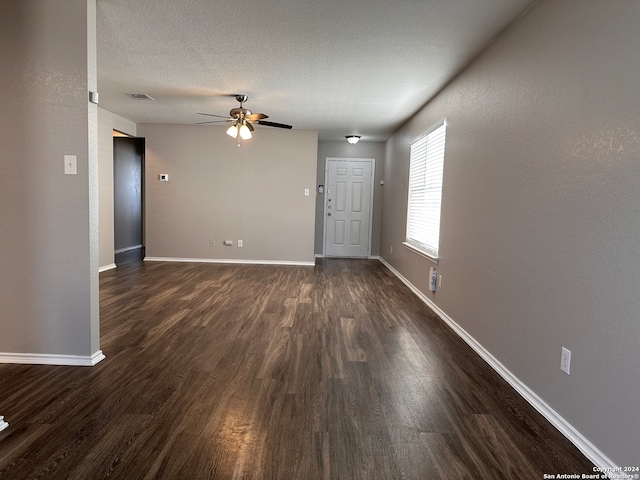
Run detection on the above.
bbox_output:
[113,135,145,265]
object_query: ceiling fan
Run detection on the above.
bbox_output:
[196,95,292,143]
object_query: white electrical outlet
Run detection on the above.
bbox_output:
[238,240,243,247]
[429,267,437,292]
[561,347,571,375]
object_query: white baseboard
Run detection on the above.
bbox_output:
[143,257,315,266]
[0,350,105,367]
[315,254,381,260]
[0,416,8,433]
[99,263,117,273]
[377,257,617,471]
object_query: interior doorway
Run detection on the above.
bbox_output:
[113,136,145,263]
[323,157,375,257]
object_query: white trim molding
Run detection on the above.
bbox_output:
[144,257,315,267]
[99,263,117,273]
[0,350,105,367]
[378,257,618,472]
[315,255,381,260]
[0,416,8,433]
[402,241,439,264]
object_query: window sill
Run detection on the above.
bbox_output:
[402,242,439,264]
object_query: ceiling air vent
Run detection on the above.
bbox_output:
[126,93,154,100]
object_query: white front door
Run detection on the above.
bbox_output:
[324,158,374,257]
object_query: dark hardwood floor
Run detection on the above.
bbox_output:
[0,257,593,479]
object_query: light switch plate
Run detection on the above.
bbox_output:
[64,155,77,175]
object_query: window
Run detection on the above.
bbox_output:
[405,121,447,260]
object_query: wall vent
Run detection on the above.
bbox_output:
[126,93,154,100]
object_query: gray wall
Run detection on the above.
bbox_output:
[315,141,386,256]
[0,0,100,358]
[381,0,640,465]
[139,124,318,264]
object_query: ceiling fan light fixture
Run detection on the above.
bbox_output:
[226,124,238,138]
[239,123,252,140]
[197,95,292,143]
[346,135,361,144]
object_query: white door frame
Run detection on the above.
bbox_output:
[322,157,375,257]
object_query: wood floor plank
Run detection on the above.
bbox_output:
[0,257,594,479]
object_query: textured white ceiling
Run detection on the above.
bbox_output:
[97,0,535,141]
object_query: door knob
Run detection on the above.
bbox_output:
[327,212,332,216]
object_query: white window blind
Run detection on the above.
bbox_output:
[405,122,447,258]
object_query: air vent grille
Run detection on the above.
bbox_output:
[126,93,154,100]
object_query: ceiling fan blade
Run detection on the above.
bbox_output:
[195,120,231,125]
[257,120,293,129]
[197,112,231,119]
[246,113,268,121]
[245,122,254,132]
